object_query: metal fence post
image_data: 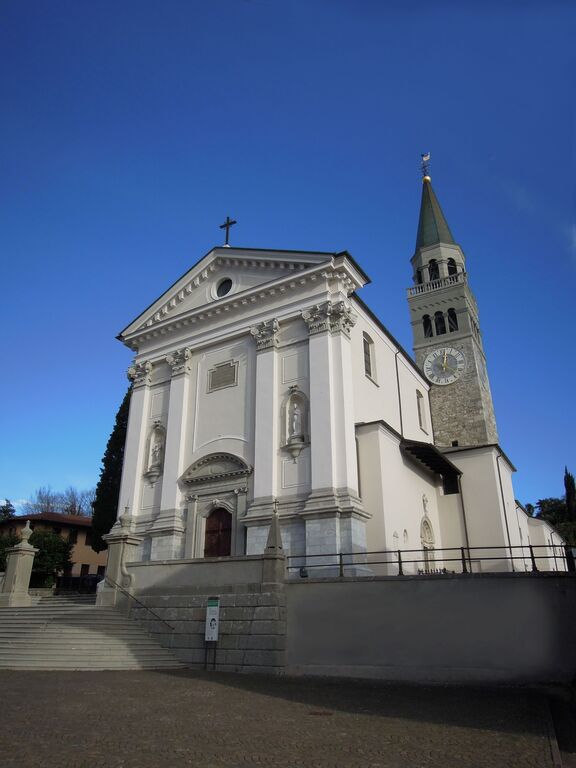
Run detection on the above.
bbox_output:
[529,545,538,572]
[461,547,468,574]
[397,550,403,576]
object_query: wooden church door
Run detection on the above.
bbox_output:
[204,508,232,558]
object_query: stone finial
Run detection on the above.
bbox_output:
[265,506,284,553]
[21,520,33,544]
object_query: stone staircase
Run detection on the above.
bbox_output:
[0,593,183,670]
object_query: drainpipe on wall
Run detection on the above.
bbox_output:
[456,475,471,563]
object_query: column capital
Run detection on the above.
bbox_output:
[184,492,199,503]
[302,300,356,338]
[127,360,153,388]
[250,319,280,351]
[166,347,192,376]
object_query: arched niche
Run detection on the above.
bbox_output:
[143,421,166,485]
[282,385,309,462]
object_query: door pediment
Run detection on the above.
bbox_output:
[180,453,252,486]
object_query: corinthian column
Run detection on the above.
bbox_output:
[117,360,153,524]
[246,319,280,553]
[301,301,366,563]
[153,347,192,558]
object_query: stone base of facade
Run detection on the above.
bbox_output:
[127,584,286,674]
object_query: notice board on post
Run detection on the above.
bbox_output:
[205,597,220,642]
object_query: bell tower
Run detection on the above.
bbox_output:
[407,162,498,448]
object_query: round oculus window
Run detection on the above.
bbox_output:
[216,278,233,297]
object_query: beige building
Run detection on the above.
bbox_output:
[0,513,107,577]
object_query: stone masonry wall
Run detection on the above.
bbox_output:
[127,583,286,673]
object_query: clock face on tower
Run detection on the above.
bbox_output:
[424,347,466,386]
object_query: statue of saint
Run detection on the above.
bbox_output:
[290,402,302,439]
[150,438,163,467]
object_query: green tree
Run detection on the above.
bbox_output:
[91,387,131,552]
[0,499,16,521]
[29,530,73,586]
[565,467,576,519]
[531,467,576,543]
[0,533,20,570]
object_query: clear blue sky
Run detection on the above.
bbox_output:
[1,0,574,509]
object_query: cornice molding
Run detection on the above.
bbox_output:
[122,259,363,351]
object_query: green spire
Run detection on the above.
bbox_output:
[415,178,455,251]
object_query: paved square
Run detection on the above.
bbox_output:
[0,670,557,767]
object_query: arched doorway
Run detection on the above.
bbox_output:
[204,508,232,558]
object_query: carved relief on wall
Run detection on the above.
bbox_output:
[282,385,309,462]
[143,421,166,485]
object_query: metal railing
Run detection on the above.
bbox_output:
[287,544,575,578]
[407,272,466,297]
[103,575,177,638]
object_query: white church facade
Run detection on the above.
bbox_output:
[112,174,565,577]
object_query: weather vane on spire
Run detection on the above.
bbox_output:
[420,152,431,181]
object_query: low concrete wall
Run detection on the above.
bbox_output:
[285,573,576,684]
[127,556,266,594]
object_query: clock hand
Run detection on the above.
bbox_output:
[442,350,448,371]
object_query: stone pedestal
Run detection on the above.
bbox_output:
[0,521,39,607]
[96,509,143,608]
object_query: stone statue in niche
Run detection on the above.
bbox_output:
[283,386,309,462]
[143,421,166,484]
[290,402,303,441]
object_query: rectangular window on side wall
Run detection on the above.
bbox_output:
[84,530,92,547]
[363,334,376,383]
[416,390,428,433]
[207,360,239,393]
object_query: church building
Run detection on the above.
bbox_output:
[113,171,564,576]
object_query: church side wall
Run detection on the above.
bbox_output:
[445,449,510,571]
[350,311,432,443]
[357,424,444,572]
[285,574,576,684]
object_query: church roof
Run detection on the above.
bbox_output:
[415,178,456,251]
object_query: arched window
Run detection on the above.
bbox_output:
[447,258,458,276]
[363,333,375,380]
[428,259,439,281]
[434,311,446,335]
[416,269,423,285]
[447,308,458,332]
[423,315,433,338]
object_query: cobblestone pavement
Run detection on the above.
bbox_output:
[0,670,559,768]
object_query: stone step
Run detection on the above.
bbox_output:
[0,603,182,670]
[0,660,182,672]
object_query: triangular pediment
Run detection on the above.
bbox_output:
[180,452,252,486]
[119,247,334,339]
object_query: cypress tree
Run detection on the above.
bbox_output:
[564,466,576,520]
[91,387,131,552]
